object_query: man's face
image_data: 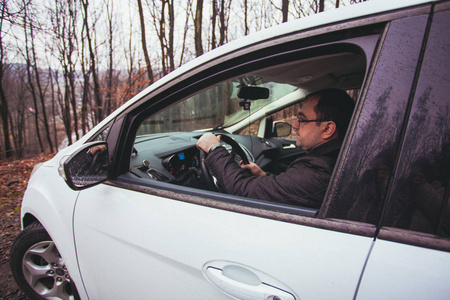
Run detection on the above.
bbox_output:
[292,97,327,151]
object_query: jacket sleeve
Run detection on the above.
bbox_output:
[205,147,331,208]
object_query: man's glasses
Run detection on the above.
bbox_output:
[296,115,329,125]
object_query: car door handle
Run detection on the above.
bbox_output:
[205,264,296,300]
[282,144,296,149]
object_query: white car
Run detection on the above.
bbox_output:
[10,0,450,299]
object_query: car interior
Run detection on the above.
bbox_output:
[127,42,369,195]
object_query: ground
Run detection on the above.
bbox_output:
[0,153,55,299]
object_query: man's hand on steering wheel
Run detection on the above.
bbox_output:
[196,133,222,153]
[196,132,252,190]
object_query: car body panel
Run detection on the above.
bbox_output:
[73,184,374,299]
[20,159,88,300]
[357,239,450,299]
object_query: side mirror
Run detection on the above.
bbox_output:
[273,121,292,137]
[63,142,109,190]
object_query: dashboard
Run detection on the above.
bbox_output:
[129,131,291,187]
[161,147,200,176]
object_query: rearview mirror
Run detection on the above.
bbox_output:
[238,86,270,100]
[63,142,109,190]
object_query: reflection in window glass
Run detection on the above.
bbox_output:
[382,10,450,237]
[93,126,110,142]
[235,120,261,136]
[323,15,429,224]
[136,76,296,136]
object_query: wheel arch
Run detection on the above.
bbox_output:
[22,213,39,229]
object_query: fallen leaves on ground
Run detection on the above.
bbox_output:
[0,153,55,299]
[0,153,55,263]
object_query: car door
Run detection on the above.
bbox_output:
[73,184,374,299]
[71,8,433,300]
[355,6,450,299]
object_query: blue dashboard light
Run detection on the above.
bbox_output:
[178,152,185,160]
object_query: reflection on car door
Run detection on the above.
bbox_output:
[73,184,373,299]
[356,7,450,299]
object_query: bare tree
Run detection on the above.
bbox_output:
[22,4,44,153]
[319,0,325,12]
[282,0,289,22]
[81,0,103,125]
[137,0,154,83]
[23,3,54,153]
[178,0,193,67]
[104,0,116,116]
[211,0,217,49]
[165,0,175,73]
[270,0,289,23]
[4,64,28,157]
[194,0,204,57]
[218,0,232,46]
[243,0,249,36]
[148,0,176,75]
[291,0,308,18]
[0,0,25,158]
[80,22,91,135]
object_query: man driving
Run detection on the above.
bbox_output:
[196,88,355,208]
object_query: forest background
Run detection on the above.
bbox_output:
[0,0,365,160]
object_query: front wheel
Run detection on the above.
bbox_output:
[10,221,80,300]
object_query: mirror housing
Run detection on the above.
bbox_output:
[63,142,109,190]
[273,121,292,137]
[238,86,270,100]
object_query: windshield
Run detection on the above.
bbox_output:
[136,75,297,136]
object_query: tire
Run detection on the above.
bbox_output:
[9,221,80,300]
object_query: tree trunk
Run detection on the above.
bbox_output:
[29,15,54,152]
[49,68,58,150]
[81,0,103,124]
[211,0,217,50]
[244,0,249,36]
[282,0,289,22]
[218,0,231,46]
[23,11,44,153]
[319,0,325,12]
[106,0,114,116]
[178,0,192,67]
[168,0,175,72]
[194,0,204,57]
[0,0,13,158]
[137,0,154,83]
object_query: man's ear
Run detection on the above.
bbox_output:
[322,121,337,140]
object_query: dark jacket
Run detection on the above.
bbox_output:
[205,138,342,208]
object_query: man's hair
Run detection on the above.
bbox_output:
[305,88,355,139]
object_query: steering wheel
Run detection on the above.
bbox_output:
[199,134,251,190]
